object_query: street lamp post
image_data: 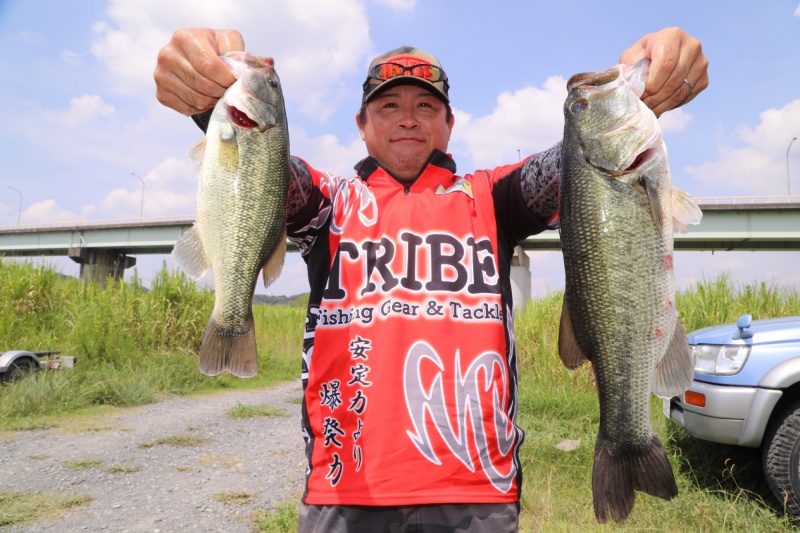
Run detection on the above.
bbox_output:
[788,137,797,197]
[131,173,145,218]
[7,186,22,224]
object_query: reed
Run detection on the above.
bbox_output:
[0,260,302,428]
[2,259,800,530]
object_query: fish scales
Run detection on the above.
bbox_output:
[558,59,702,524]
[199,117,288,326]
[173,52,289,378]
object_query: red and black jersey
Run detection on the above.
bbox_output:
[286,149,547,506]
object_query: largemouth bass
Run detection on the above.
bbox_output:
[558,59,702,523]
[172,52,289,378]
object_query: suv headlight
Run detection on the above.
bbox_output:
[692,344,752,375]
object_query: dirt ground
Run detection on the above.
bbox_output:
[1,381,307,532]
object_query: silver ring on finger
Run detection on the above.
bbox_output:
[675,79,694,108]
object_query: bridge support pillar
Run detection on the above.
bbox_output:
[68,248,136,287]
[510,246,531,310]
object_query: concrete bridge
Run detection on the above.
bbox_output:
[0,197,798,289]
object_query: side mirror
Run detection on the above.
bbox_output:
[733,314,754,340]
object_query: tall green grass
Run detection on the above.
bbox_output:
[3,259,800,530]
[678,273,800,332]
[513,274,800,531]
[0,260,303,428]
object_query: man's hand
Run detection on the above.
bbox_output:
[620,27,709,117]
[154,28,245,116]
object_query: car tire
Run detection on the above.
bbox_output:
[3,358,37,383]
[763,401,800,517]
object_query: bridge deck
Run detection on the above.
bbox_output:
[1,198,799,256]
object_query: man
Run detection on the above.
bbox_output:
[155,28,708,531]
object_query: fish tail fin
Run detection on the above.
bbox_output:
[198,314,258,378]
[592,434,677,524]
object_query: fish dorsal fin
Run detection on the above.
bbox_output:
[171,225,210,280]
[671,187,703,234]
[558,296,590,370]
[652,320,694,398]
[262,228,287,288]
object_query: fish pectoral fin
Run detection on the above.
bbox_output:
[171,225,211,280]
[558,297,590,370]
[188,137,207,179]
[641,175,664,236]
[671,187,703,234]
[652,320,694,398]
[262,228,287,288]
[188,137,207,164]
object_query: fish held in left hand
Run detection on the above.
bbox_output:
[558,59,702,524]
[172,52,290,378]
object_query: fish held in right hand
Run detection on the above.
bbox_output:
[172,51,290,378]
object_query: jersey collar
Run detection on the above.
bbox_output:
[354,149,457,185]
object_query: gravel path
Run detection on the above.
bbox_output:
[1,381,307,532]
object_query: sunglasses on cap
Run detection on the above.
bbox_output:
[362,53,450,103]
[367,62,447,83]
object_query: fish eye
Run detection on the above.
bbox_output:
[268,79,278,88]
[570,99,588,114]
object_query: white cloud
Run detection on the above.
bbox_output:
[449,75,695,170]
[91,0,372,120]
[60,50,84,66]
[372,0,418,9]
[290,127,367,177]
[89,125,365,220]
[98,157,198,218]
[450,76,567,169]
[58,94,115,126]
[685,99,800,195]
[18,30,45,44]
[20,199,83,225]
[796,3,800,16]
[658,107,693,132]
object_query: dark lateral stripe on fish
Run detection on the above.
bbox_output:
[199,315,258,378]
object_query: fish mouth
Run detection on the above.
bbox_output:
[594,136,661,177]
[624,142,660,172]
[591,100,662,176]
[620,121,663,174]
[567,67,620,92]
[223,88,276,131]
[227,105,259,129]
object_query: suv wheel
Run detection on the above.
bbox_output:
[763,401,800,517]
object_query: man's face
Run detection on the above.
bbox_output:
[356,84,455,183]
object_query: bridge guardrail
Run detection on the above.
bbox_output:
[1,196,800,233]
[696,195,800,206]
[0,215,196,233]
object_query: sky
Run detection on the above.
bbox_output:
[1,0,799,298]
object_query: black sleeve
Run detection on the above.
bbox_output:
[519,141,561,228]
[491,168,550,247]
[191,110,213,134]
